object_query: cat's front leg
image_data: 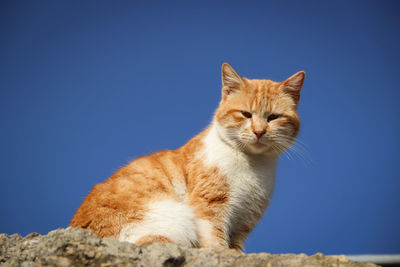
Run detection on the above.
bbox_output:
[196,218,229,248]
[229,226,251,252]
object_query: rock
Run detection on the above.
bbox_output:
[0,228,377,266]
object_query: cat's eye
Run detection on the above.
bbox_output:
[241,111,252,118]
[267,114,280,122]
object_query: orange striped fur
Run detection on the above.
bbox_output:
[70,63,305,251]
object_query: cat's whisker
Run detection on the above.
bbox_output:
[273,138,312,165]
[286,139,312,163]
[272,144,293,160]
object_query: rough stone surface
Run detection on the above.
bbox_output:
[0,228,377,266]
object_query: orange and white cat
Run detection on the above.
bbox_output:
[70,63,305,251]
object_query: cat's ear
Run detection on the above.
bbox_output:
[281,71,305,105]
[221,63,243,99]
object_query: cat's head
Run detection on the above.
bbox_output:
[214,63,305,155]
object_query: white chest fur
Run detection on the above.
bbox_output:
[202,124,278,233]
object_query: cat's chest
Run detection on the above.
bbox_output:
[217,160,276,242]
[201,125,278,229]
[219,157,275,212]
[201,129,277,220]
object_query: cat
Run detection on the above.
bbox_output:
[70,63,305,251]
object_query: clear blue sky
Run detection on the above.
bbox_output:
[1,0,399,255]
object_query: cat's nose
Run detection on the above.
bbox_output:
[253,130,266,139]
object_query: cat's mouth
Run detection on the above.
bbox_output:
[252,141,265,148]
[244,141,270,154]
[250,140,270,150]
